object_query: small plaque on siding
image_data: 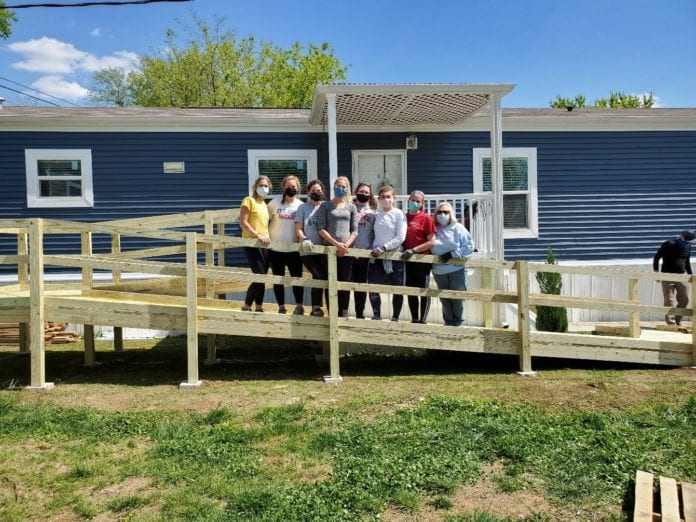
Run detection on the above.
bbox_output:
[163,162,185,174]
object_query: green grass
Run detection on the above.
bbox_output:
[1,390,695,520]
[1,337,695,520]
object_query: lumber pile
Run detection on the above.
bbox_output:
[634,470,696,522]
[0,322,81,345]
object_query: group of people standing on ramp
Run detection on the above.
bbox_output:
[239,175,474,327]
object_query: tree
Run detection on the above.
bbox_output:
[535,246,568,332]
[0,1,17,39]
[90,16,348,108]
[89,67,134,107]
[549,91,654,109]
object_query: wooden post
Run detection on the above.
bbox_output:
[27,219,53,390]
[482,266,494,328]
[515,260,535,376]
[204,212,219,365]
[81,231,96,367]
[181,232,202,388]
[17,231,30,353]
[692,275,696,367]
[628,277,641,338]
[111,233,123,352]
[216,222,226,267]
[323,247,342,383]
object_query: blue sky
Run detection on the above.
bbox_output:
[1,0,695,107]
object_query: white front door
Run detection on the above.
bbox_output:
[351,150,407,196]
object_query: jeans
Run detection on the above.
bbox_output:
[434,269,467,326]
[661,280,689,324]
[368,259,404,319]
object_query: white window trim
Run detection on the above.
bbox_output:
[247,149,318,196]
[351,149,407,192]
[25,149,94,208]
[473,147,538,239]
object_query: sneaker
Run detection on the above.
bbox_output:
[278,307,287,314]
[665,315,675,325]
[310,308,324,317]
[371,315,381,321]
[390,317,399,322]
[356,315,365,320]
[293,305,305,315]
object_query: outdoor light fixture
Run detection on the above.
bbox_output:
[406,133,418,150]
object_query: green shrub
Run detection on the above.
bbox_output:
[535,246,568,332]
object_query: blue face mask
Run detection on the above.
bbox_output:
[256,186,269,197]
[407,201,421,212]
[437,213,450,226]
[334,187,347,198]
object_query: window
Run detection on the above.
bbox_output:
[247,150,317,197]
[25,149,94,208]
[473,147,538,239]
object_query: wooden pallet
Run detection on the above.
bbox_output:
[634,470,696,522]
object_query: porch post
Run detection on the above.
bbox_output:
[327,93,338,188]
[489,93,505,326]
[489,93,504,262]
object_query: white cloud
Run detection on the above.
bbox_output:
[90,28,101,37]
[633,92,663,108]
[31,75,91,102]
[9,37,88,74]
[9,37,139,75]
[80,50,139,72]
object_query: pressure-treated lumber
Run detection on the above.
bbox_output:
[27,219,53,390]
[182,233,201,388]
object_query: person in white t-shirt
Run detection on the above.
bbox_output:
[368,185,407,321]
[268,175,304,314]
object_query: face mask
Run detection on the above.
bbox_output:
[309,192,323,202]
[256,186,269,197]
[407,201,421,212]
[284,187,298,197]
[334,187,347,198]
[355,193,370,204]
[379,198,393,210]
[437,213,450,226]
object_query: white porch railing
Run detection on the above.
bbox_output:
[395,193,495,257]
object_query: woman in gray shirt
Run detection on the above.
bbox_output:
[295,180,328,317]
[318,176,358,317]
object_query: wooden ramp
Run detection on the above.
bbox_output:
[634,470,696,522]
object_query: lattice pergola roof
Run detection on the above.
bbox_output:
[309,83,515,126]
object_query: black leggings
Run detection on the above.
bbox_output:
[351,258,370,317]
[243,247,268,306]
[405,261,432,323]
[301,254,328,307]
[269,250,304,306]
[335,256,353,313]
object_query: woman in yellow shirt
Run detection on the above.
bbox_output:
[239,176,271,312]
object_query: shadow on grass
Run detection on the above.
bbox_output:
[0,333,667,388]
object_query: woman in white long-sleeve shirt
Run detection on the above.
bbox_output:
[431,202,474,326]
[368,185,407,321]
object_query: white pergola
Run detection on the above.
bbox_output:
[309,83,515,261]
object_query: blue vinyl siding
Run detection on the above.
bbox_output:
[2,129,695,267]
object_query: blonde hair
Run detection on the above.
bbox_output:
[378,185,395,198]
[251,176,272,201]
[433,202,457,226]
[334,176,352,204]
[281,175,301,202]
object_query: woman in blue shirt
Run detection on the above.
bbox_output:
[431,202,474,327]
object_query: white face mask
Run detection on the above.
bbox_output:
[256,186,269,197]
[379,198,393,210]
[437,213,450,226]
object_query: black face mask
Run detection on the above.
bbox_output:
[355,193,370,203]
[309,192,323,202]
[284,187,298,197]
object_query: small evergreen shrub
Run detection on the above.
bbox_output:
[535,246,568,332]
